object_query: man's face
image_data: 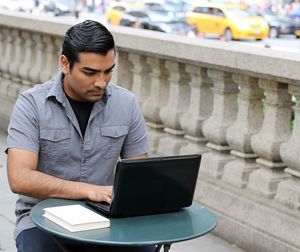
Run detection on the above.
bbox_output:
[61,49,115,102]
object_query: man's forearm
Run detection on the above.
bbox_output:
[7,148,112,202]
[11,168,87,199]
[9,166,112,202]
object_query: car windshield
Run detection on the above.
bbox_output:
[225,9,250,18]
[163,3,184,12]
[148,10,178,22]
[264,13,292,21]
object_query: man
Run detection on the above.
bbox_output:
[6,20,152,252]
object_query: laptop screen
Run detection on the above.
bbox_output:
[109,154,201,216]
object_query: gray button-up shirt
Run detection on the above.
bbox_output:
[7,72,150,239]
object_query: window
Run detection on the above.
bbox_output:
[112,6,126,11]
[213,8,225,17]
[193,7,210,14]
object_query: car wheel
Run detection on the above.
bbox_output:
[224,28,232,41]
[269,27,279,38]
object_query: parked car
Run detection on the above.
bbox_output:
[143,0,191,19]
[186,3,269,41]
[288,3,300,23]
[285,4,300,38]
[119,9,196,37]
[105,1,145,25]
[258,11,300,38]
[0,0,34,12]
[39,0,76,16]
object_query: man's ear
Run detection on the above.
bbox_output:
[60,55,70,74]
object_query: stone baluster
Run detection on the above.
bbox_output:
[29,33,45,84]
[0,27,4,76]
[201,69,238,178]
[223,74,264,188]
[143,57,168,128]
[7,29,25,99]
[0,28,10,75]
[19,31,34,86]
[54,37,63,73]
[142,57,169,154]
[0,28,6,79]
[0,28,7,97]
[248,80,291,198]
[8,29,23,82]
[0,29,14,97]
[275,84,300,209]
[39,35,58,82]
[160,60,190,134]
[180,66,213,155]
[128,53,151,108]
[115,50,133,91]
[157,60,190,155]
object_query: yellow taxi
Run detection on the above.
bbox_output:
[105,1,145,25]
[186,3,269,41]
[295,29,300,39]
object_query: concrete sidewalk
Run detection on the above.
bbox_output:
[0,131,245,252]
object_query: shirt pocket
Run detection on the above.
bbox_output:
[40,129,71,162]
[100,125,128,159]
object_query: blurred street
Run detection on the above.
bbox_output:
[1,0,300,53]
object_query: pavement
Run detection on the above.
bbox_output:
[0,131,245,252]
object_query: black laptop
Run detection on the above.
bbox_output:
[86,154,201,217]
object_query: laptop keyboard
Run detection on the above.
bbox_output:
[86,201,111,213]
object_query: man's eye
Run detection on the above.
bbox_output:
[84,72,95,76]
[105,70,113,74]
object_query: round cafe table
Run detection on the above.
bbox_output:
[30,198,217,251]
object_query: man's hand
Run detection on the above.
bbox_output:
[85,185,113,203]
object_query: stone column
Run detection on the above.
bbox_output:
[160,60,190,134]
[0,28,7,77]
[223,75,264,188]
[248,80,291,198]
[142,57,169,155]
[39,35,58,82]
[158,60,190,155]
[0,29,14,97]
[179,66,212,155]
[9,29,23,82]
[276,84,300,209]
[143,57,168,128]
[201,69,238,178]
[128,53,151,108]
[29,34,44,84]
[115,50,133,91]
[19,31,34,86]
[54,37,63,73]
[7,29,25,99]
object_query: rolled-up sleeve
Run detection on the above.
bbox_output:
[121,96,150,158]
[6,93,39,154]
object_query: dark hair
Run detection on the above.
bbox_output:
[62,20,115,69]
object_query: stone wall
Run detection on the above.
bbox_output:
[0,10,300,252]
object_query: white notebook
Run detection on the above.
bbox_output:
[43,204,110,232]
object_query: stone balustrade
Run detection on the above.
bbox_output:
[0,10,300,252]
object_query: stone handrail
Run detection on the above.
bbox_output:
[0,10,299,252]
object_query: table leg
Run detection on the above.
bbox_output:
[155,244,172,252]
[164,244,171,252]
[155,245,162,252]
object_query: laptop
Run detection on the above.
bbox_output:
[86,154,201,217]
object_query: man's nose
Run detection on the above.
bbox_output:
[94,74,106,88]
